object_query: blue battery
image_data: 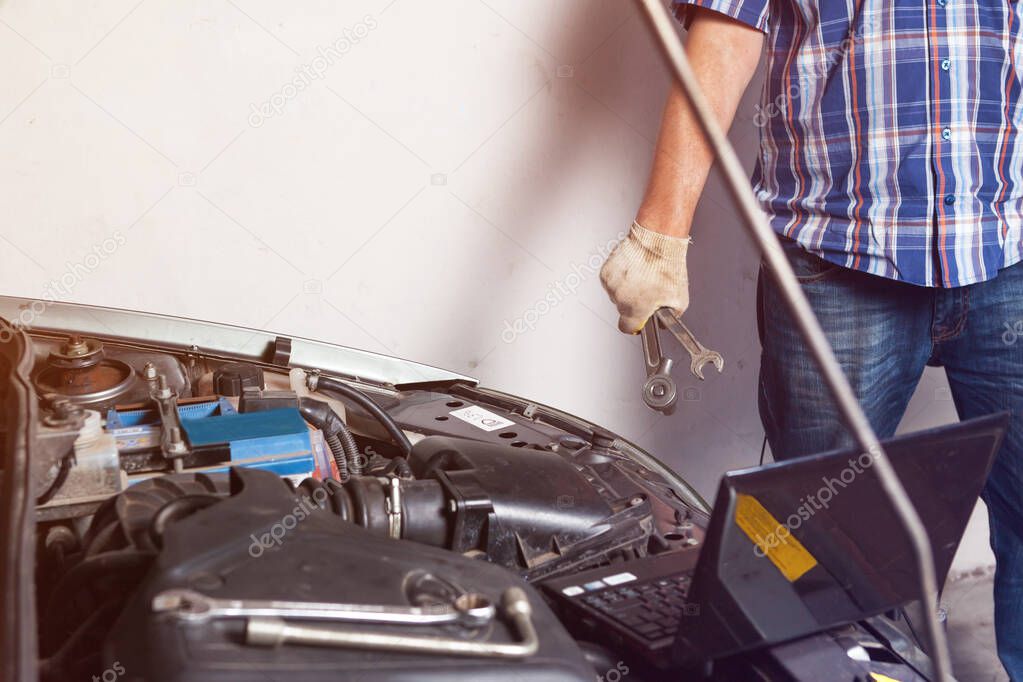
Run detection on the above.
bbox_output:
[112,403,318,480]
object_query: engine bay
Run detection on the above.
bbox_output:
[26,332,715,681]
[0,319,936,682]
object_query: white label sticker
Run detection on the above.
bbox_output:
[449,405,515,432]
[603,572,637,586]
[562,585,584,597]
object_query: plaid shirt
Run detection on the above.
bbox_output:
[674,0,1023,287]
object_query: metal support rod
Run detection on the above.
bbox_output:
[633,2,952,679]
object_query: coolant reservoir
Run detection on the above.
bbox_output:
[72,410,123,495]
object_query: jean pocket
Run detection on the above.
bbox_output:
[780,238,844,283]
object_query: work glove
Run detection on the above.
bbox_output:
[599,221,691,334]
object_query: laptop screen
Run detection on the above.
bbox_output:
[673,413,1008,664]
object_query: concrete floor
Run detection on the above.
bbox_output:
[945,568,1009,682]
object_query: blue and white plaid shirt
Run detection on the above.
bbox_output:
[674,0,1023,287]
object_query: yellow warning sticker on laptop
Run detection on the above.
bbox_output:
[870,674,902,682]
[734,493,817,582]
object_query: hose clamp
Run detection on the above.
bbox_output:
[381,476,402,539]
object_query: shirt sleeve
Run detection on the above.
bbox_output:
[672,0,770,34]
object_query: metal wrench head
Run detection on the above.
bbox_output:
[452,593,498,627]
[152,589,215,622]
[643,371,677,414]
[689,351,725,381]
[640,319,678,414]
[653,309,725,381]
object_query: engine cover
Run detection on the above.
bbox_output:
[407,436,654,578]
[104,467,593,682]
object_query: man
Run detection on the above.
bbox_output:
[600,1,1023,677]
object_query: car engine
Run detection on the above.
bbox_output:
[25,332,709,682]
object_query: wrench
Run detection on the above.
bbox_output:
[639,308,724,415]
[246,588,539,659]
[151,588,496,628]
[641,320,677,415]
[654,308,724,380]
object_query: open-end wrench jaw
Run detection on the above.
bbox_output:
[654,309,725,381]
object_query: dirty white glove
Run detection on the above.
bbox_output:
[599,221,691,334]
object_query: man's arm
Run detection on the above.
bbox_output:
[638,8,764,237]
[600,9,763,333]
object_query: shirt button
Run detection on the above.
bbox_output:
[944,194,956,205]
[941,58,951,71]
[938,0,946,5]
[942,128,952,140]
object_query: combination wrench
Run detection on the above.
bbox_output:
[641,313,677,415]
[152,587,537,659]
[654,309,725,380]
[640,307,724,415]
[151,588,496,627]
[246,588,539,659]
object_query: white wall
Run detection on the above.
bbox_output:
[0,0,989,572]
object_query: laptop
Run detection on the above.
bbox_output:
[541,413,1008,669]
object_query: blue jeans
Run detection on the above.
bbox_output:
[758,238,1023,680]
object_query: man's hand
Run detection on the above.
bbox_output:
[601,8,763,333]
[600,221,690,333]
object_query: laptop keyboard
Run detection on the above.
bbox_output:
[541,550,703,658]
[579,573,696,643]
